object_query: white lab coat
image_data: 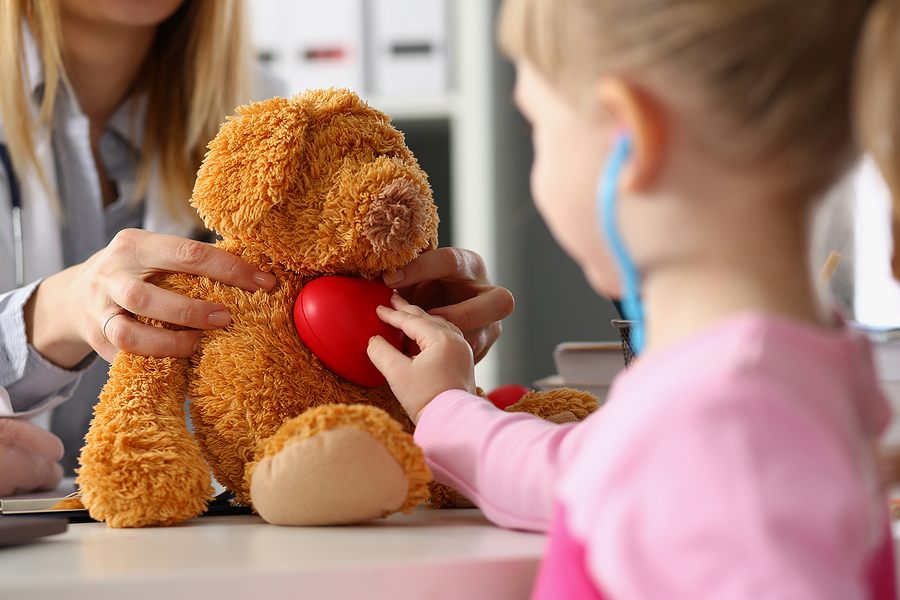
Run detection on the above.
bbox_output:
[0,128,203,293]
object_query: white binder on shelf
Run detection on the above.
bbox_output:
[368,0,449,96]
[249,0,366,96]
[249,0,292,81]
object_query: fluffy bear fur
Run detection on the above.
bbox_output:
[69,89,599,528]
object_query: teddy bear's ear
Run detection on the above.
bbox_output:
[190,97,309,236]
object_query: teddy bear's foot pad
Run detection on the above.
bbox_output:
[250,427,409,526]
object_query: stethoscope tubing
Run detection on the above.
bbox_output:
[0,144,24,288]
[597,132,645,355]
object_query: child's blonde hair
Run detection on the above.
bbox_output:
[498,0,900,204]
[0,0,251,223]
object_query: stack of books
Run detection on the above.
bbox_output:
[534,341,627,405]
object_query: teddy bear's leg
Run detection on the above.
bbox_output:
[247,404,432,526]
[76,354,214,527]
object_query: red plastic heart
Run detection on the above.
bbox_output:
[293,276,404,387]
[486,384,533,410]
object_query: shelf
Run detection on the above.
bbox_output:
[358,91,458,122]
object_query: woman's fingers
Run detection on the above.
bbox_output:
[106,280,234,331]
[95,229,275,330]
[0,446,64,496]
[27,229,280,367]
[427,285,513,336]
[96,314,204,362]
[0,419,64,460]
[0,419,64,496]
[382,247,513,363]
[83,230,281,359]
[383,247,478,288]
[109,229,275,292]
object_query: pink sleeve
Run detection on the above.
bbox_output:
[414,389,584,532]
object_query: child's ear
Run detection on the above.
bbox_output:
[595,77,666,193]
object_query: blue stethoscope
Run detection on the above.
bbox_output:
[0,144,24,288]
[598,131,644,355]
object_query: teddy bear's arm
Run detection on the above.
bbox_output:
[76,352,214,528]
[506,388,600,422]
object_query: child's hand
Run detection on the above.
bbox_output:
[368,295,477,424]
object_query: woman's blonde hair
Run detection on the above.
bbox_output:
[0,0,251,224]
[498,0,900,204]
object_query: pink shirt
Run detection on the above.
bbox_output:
[414,313,896,599]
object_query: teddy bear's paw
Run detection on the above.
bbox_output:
[248,404,432,526]
[428,481,477,509]
[544,410,579,424]
[506,388,600,422]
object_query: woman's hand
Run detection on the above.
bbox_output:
[368,295,477,424]
[0,419,64,496]
[25,229,276,367]
[382,247,514,363]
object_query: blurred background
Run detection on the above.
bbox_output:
[249,0,621,392]
[248,0,897,397]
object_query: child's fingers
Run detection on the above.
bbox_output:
[376,305,459,344]
[367,334,411,373]
[388,293,423,314]
[384,295,464,333]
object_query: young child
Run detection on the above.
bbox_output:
[368,0,900,597]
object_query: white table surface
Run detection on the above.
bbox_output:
[0,504,546,600]
[13,483,899,599]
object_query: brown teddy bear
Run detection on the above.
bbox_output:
[69,88,599,528]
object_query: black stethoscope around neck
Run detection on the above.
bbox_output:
[0,144,24,288]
